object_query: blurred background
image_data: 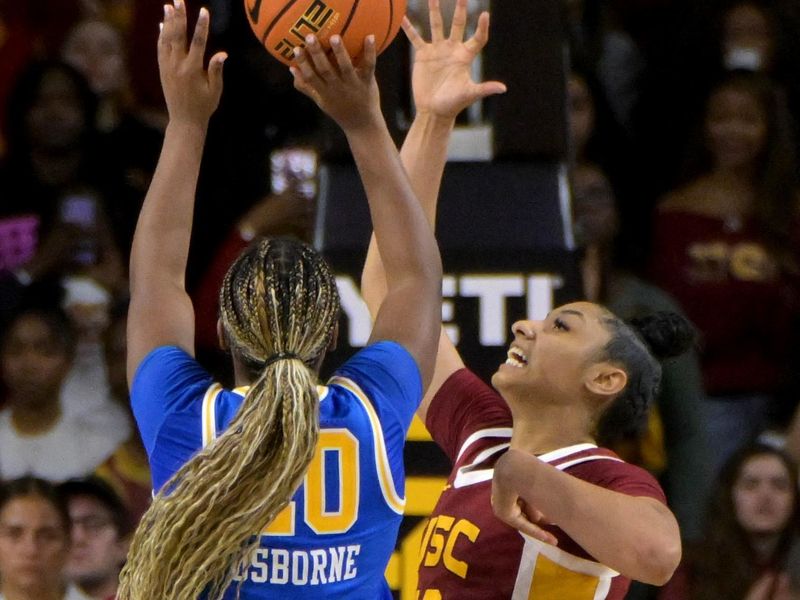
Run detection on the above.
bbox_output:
[3,0,800,598]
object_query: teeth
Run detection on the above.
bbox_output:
[505,347,528,368]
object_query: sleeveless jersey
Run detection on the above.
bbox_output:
[131,341,422,599]
[416,369,667,600]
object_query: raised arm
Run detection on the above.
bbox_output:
[126,1,226,386]
[361,0,506,419]
[492,448,682,586]
[292,35,442,389]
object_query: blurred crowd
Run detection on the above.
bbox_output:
[3,0,800,598]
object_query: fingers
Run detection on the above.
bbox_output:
[304,35,336,82]
[330,36,357,81]
[358,35,377,79]
[473,80,508,100]
[512,514,559,546]
[464,11,490,55]
[428,0,444,42]
[208,51,227,95]
[402,17,425,50]
[188,6,210,67]
[172,0,188,56]
[449,0,468,41]
[293,46,323,89]
[158,5,172,62]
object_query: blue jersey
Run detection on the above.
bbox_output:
[131,341,421,599]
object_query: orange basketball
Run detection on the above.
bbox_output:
[245,0,406,66]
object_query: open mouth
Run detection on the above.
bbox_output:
[505,347,529,368]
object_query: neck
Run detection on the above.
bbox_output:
[10,398,62,435]
[506,398,595,454]
[749,532,782,564]
[2,581,65,600]
[78,574,119,599]
[710,165,758,193]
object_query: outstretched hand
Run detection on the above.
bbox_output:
[491,449,559,546]
[291,35,382,132]
[404,0,506,119]
[158,0,226,126]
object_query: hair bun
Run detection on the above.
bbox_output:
[629,311,696,360]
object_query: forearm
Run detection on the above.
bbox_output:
[129,120,207,292]
[346,118,442,290]
[499,451,681,584]
[361,113,454,316]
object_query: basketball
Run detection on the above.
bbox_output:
[244,0,406,66]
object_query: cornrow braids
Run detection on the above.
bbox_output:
[118,238,341,600]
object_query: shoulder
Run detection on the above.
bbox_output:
[334,341,421,394]
[566,450,667,503]
[658,178,713,215]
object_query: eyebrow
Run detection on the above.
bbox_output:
[558,309,586,321]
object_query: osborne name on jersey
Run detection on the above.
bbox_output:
[234,544,361,585]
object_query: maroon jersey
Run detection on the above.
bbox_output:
[417,369,667,600]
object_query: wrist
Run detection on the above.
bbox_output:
[166,118,209,138]
[413,110,457,129]
[343,112,389,140]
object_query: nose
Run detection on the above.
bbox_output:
[511,320,540,339]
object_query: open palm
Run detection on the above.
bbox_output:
[403,0,506,119]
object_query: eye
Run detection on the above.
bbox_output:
[553,318,569,331]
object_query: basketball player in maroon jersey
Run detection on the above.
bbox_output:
[361,1,686,598]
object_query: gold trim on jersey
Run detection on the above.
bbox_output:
[512,535,618,600]
[328,376,406,515]
[203,384,330,444]
[201,383,223,446]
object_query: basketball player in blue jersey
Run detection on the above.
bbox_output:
[116,2,442,599]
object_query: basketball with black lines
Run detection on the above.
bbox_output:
[245,0,406,66]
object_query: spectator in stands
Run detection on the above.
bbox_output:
[650,71,800,478]
[0,301,123,481]
[568,70,713,544]
[0,476,92,600]
[659,443,799,600]
[94,306,151,524]
[62,17,162,256]
[0,61,124,294]
[59,478,130,600]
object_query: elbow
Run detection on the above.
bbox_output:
[633,534,682,586]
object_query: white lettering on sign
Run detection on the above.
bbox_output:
[335,273,564,348]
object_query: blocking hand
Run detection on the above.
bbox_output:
[403,0,506,119]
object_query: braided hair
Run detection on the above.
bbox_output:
[118,238,340,600]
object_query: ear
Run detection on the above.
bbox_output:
[217,319,229,352]
[583,362,627,399]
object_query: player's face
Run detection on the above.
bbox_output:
[492,302,612,403]
[706,86,767,171]
[0,496,69,593]
[1,315,71,405]
[65,495,126,586]
[733,453,795,536]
